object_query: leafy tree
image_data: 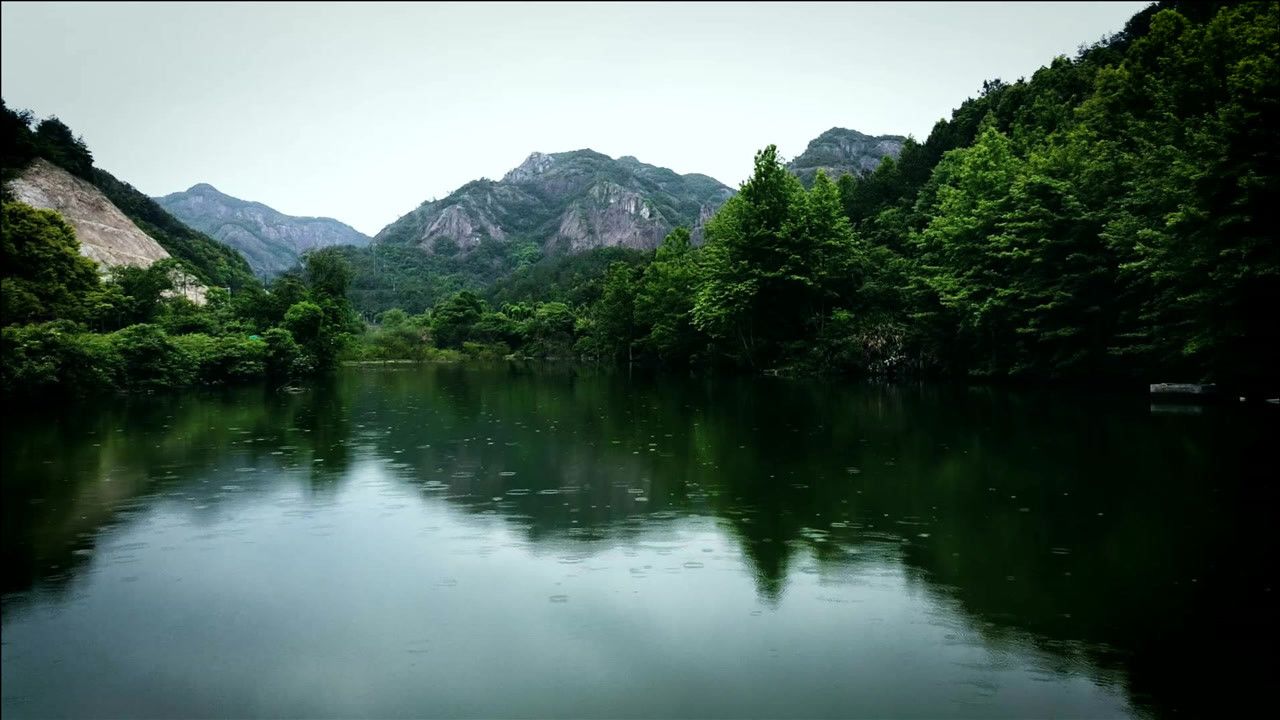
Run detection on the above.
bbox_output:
[33,117,94,179]
[911,123,1026,375]
[284,301,343,371]
[106,260,176,326]
[108,324,195,390]
[694,145,807,367]
[522,302,577,358]
[694,151,863,369]
[1,202,101,326]
[174,334,267,384]
[159,297,220,336]
[304,247,353,302]
[377,308,409,329]
[0,100,39,186]
[790,171,861,332]
[263,327,310,378]
[472,311,520,348]
[431,291,485,349]
[1076,2,1280,389]
[2,322,76,392]
[635,227,702,363]
[580,262,639,362]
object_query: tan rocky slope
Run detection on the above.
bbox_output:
[7,159,206,302]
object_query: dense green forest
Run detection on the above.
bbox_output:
[352,1,1278,394]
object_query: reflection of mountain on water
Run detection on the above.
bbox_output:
[3,365,1275,717]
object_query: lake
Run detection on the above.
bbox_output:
[2,365,1274,718]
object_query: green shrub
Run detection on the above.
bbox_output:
[462,341,510,361]
[159,297,219,335]
[263,327,310,378]
[212,335,267,382]
[109,324,195,390]
[0,321,122,395]
[61,330,123,389]
[1,322,67,392]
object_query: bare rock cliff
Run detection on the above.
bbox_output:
[374,150,734,256]
[9,158,171,268]
[8,159,206,303]
[787,127,906,185]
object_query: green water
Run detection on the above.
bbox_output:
[2,365,1274,718]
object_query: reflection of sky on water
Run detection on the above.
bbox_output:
[5,366,1273,718]
[2,453,1132,719]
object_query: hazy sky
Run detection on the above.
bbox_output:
[1,1,1148,235]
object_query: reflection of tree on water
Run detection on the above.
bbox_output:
[355,367,1276,718]
[4,366,1274,717]
[297,375,355,495]
[1,385,354,612]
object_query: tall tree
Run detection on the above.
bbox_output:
[583,262,639,363]
[1,202,101,326]
[32,117,94,179]
[911,123,1025,375]
[635,227,702,364]
[694,145,806,367]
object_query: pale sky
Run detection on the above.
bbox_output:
[1,1,1148,235]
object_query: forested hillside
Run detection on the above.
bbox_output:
[1,102,257,290]
[2,104,361,396]
[1,199,360,396]
[4,1,1275,395]
[353,1,1277,393]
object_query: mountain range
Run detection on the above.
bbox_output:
[152,127,902,277]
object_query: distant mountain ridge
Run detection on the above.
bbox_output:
[156,184,370,277]
[787,127,906,185]
[374,149,734,255]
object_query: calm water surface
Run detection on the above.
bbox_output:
[2,365,1274,718]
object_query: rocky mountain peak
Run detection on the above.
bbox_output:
[502,151,557,184]
[788,127,906,185]
[376,150,734,255]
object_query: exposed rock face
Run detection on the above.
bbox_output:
[9,158,172,268]
[788,127,906,185]
[501,151,556,184]
[375,150,734,255]
[8,159,207,304]
[155,183,370,277]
